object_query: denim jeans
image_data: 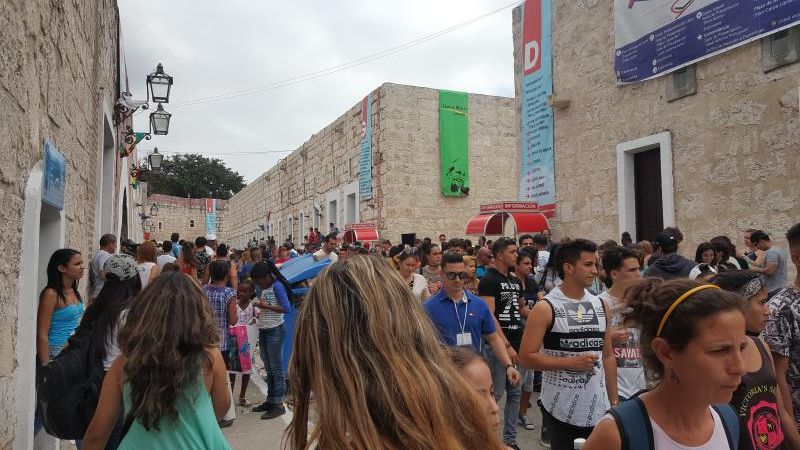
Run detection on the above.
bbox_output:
[484,345,521,445]
[258,324,286,404]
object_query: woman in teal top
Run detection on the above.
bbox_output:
[37,248,85,365]
[82,273,232,450]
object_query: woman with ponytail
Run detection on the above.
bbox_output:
[584,278,747,450]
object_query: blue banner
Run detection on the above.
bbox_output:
[615,0,800,83]
[359,93,373,200]
[43,139,66,210]
[205,198,217,237]
[519,0,556,217]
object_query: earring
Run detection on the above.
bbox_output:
[669,368,680,383]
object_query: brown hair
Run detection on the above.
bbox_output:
[622,278,744,383]
[135,240,157,264]
[286,256,504,450]
[118,272,219,430]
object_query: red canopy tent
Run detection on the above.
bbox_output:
[338,223,380,243]
[465,202,551,236]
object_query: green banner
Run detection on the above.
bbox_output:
[439,90,469,196]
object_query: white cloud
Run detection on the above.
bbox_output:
[119,0,517,182]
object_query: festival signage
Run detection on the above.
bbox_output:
[359,93,374,200]
[519,0,556,218]
[43,139,66,210]
[480,202,540,213]
[205,198,217,236]
[439,90,470,197]
[615,0,800,83]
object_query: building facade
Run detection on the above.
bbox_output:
[1,1,149,447]
[513,2,800,255]
[225,83,518,248]
[146,194,228,244]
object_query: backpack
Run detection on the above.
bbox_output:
[609,397,739,450]
[37,330,106,439]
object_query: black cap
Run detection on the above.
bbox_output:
[749,230,770,243]
[654,232,677,250]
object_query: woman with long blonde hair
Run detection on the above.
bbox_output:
[286,256,506,450]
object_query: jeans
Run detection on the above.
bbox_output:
[484,345,521,445]
[258,324,286,404]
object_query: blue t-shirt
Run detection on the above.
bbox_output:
[476,265,487,279]
[423,290,496,353]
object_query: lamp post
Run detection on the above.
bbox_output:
[146,63,173,104]
[115,63,175,144]
[148,147,163,170]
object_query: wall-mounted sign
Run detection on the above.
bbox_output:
[359,93,374,200]
[480,202,540,213]
[615,0,800,83]
[42,139,66,210]
[344,222,377,230]
[439,90,470,197]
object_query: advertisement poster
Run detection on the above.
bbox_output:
[359,93,373,200]
[615,0,800,83]
[439,90,470,197]
[519,0,556,217]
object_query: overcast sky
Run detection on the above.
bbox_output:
[120,1,517,183]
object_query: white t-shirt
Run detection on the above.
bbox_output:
[314,249,338,262]
[137,262,156,288]
[157,254,176,269]
[90,250,112,298]
[103,311,127,370]
[410,273,429,300]
[598,291,646,399]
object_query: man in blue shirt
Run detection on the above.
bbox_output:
[424,252,520,382]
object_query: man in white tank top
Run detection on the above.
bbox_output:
[519,239,618,450]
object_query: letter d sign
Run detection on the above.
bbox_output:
[522,0,543,75]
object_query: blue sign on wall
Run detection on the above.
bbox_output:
[358,93,373,200]
[42,139,66,210]
[615,0,800,83]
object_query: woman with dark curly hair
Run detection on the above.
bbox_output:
[81,272,231,449]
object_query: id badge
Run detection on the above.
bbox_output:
[456,332,473,347]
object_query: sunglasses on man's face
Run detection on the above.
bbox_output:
[444,271,468,280]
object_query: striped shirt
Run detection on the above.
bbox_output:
[256,282,290,329]
[203,284,236,351]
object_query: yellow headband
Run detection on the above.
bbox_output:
[656,285,721,337]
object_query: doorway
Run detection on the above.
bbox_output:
[633,149,663,242]
[616,132,675,242]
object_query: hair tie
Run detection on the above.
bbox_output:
[656,285,721,337]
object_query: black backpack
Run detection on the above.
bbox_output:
[37,330,106,439]
[609,397,739,450]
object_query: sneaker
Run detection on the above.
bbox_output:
[218,419,234,428]
[504,444,523,450]
[518,414,536,430]
[261,404,286,420]
[252,402,271,412]
[238,398,253,407]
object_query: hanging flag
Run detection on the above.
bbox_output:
[439,90,469,197]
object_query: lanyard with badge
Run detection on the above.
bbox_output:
[453,297,471,347]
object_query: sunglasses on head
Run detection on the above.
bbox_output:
[444,271,468,280]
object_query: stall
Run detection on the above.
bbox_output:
[338,222,380,243]
[465,202,551,236]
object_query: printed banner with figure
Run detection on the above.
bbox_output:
[439,90,470,197]
[519,0,556,217]
[205,198,217,236]
[615,0,800,83]
[359,93,373,200]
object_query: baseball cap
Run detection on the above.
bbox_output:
[653,232,677,249]
[103,254,139,281]
[749,230,770,243]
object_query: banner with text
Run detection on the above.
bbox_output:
[519,0,555,217]
[205,198,217,237]
[439,90,470,197]
[615,0,800,84]
[359,93,374,200]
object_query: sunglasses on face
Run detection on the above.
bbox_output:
[444,271,468,280]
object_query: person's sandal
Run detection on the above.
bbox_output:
[238,398,252,407]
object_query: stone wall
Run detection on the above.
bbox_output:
[512,2,800,257]
[0,0,121,446]
[146,194,228,245]
[225,83,518,248]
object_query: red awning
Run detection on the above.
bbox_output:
[340,227,379,243]
[465,212,550,236]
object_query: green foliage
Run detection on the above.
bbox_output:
[145,153,246,200]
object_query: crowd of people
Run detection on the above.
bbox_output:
[33,222,800,449]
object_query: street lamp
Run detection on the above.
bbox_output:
[146,63,173,104]
[148,147,163,170]
[150,104,172,135]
